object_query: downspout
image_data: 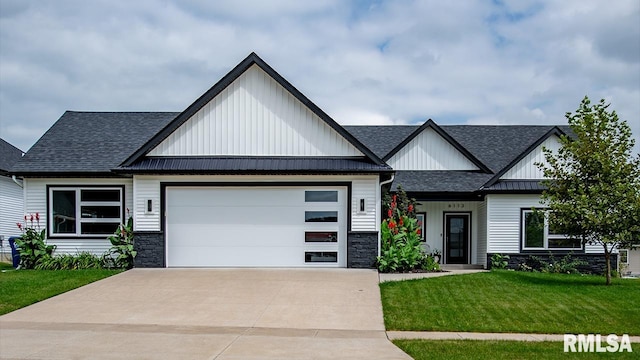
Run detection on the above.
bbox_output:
[377,174,395,257]
[11,175,23,188]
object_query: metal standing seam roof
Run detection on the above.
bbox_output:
[0,138,23,174]
[116,156,392,174]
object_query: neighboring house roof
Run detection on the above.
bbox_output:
[0,138,23,175]
[10,112,178,176]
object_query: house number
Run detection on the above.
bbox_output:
[448,203,465,209]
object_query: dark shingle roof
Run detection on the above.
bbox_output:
[392,171,493,193]
[343,125,417,159]
[0,138,23,174]
[117,157,391,174]
[11,111,178,175]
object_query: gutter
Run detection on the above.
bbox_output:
[11,175,23,188]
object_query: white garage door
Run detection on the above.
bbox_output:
[166,186,347,267]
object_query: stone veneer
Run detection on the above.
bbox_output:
[347,232,378,268]
[133,231,165,268]
[487,252,618,274]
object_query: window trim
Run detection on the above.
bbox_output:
[520,208,583,251]
[47,185,125,238]
[619,249,629,265]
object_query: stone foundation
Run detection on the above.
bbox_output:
[347,232,378,269]
[133,231,165,268]
[487,252,617,275]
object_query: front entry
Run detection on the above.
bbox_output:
[444,213,470,264]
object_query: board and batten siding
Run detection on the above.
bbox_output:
[476,200,488,268]
[149,65,362,157]
[387,127,480,170]
[133,175,380,233]
[486,194,600,254]
[23,178,133,255]
[0,176,24,239]
[500,135,561,180]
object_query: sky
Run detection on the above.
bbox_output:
[0,0,638,154]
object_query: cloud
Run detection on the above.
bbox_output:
[0,0,638,153]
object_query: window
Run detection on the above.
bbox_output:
[619,249,629,264]
[305,232,337,243]
[522,209,581,250]
[305,251,338,263]
[305,211,338,222]
[49,187,123,237]
[305,190,338,202]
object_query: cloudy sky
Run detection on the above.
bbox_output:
[1,0,638,153]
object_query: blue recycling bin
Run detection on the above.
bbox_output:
[8,236,21,268]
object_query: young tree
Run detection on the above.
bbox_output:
[538,97,640,285]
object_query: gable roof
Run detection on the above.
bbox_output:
[480,126,567,188]
[122,52,386,167]
[11,112,178,176]
[0,138,23,174]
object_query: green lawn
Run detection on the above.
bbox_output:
[0,262,120,315]
[393,340,636,360]
[381,271,640,334]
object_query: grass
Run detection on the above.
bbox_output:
[0,262,120,315]
[393,340,637,360]
[381,270,640,334]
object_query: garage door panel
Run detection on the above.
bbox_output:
[166,186,346,267]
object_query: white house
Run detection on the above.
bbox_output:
[10,53,623,272]
[0,138,24,254]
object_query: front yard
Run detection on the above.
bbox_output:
[0,262,120,315]
[380,270,640,335]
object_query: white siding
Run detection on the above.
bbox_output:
[0,176,24,239]
[476,200,488,268]
[133,175,380,233]
[149,65,362,157]
[387,128,480,170]
[501,135,562,179]
[486,194,601,254]
[23,178,133,255]
[414,201,480,265]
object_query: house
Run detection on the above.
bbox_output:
[9,53,617,271]
[0,138,24,248]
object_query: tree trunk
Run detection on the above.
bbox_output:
[604,244,612,286]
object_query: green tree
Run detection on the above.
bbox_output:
[538,97,640,285]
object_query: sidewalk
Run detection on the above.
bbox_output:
[379,269,487,282]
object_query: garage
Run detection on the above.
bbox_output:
[165,186,347,267]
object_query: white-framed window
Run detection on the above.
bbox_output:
[521,209,582,250]
[619,249,629,264]
[48,187,124,237]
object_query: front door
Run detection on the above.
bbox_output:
[445,213,470,264]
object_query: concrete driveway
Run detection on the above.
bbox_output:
[0,269,410,359]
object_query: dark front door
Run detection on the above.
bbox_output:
[445,213,470,264]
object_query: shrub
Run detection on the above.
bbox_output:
[15,213,56,269]
[519,253,587,274]
[378,190,431,273]
[104,214,136,269]
[35,252,104,270]
[491,253,510,270]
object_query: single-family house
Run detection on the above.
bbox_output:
[0,138,24,249]
[9,53,620,271]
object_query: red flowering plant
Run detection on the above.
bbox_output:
[378,186,428,272]
[15,213,56,269]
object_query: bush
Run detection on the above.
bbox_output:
[15,214,56,269]
[104,214,137,269]
[518,253,587,274]
[35,252,105,270]
[491,253,510,270]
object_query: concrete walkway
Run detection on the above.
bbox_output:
[0,269,410,360]
[379,269,487,282]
